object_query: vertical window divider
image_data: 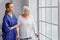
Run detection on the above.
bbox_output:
[58,0,60,40]
[37,0,39,40]
[51,0,52,40]
[45,0,47,40]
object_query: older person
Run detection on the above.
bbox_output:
[17,6,39,40]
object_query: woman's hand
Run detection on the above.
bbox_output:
[10,24,20,30]
[35,33,39,38]
[15,24,20,28]
[16,34,19,40]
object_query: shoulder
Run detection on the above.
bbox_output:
[3,14,9,19]
[18,15,22,23]
[3,14,9,21]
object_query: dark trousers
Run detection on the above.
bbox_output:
[20,37,31,40]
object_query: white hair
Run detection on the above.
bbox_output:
[21,6,32,16]
[23,6,29,11]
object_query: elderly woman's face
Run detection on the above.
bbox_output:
[24,9,30,15]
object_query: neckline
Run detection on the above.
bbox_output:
[21,15,30,20]
[6,13,14,19]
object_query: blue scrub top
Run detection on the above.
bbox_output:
[2,13,17,40]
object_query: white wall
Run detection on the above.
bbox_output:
[29,0,37,28]
[12,0,29,17]
[29,0,37,22]
[0,0,11,29]
[12,0,21,17]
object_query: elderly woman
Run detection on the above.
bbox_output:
[17,6,39,40]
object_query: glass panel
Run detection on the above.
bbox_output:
[39,0,42,7]
[39,8,42,20]
[42,0,45,7]
[39,21,42,40]
[46,0,51,6]
[42,8,45,21]
[52,0,58,6]
[41,35,46,40]
[46,23,52,40]
[46,8,52,23]
[52,8,58,24]
[52,25,58,40]
[41,22,46,40]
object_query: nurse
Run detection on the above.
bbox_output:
[17,6,39,40]
[2,3,19,40]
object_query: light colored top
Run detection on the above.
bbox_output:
[18,14,37,39]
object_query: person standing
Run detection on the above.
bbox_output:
[2,2,19,40]
[17,6,39,40]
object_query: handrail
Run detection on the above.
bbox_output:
[39,33,52,40]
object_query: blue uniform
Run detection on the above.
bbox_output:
[2,13,17,40]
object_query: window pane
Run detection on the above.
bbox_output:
[39,21,42,40]
[39,0,46,7]
[46,23,52,40]
[42,0,45,7]
[39,22,46,40]
[52,0,58,6]
[41,22,46,40]
[39,8,42,20]
[46,0,51,6]
[46,8,52,23]
[39,0,42,7]
[39,22,52,40]
[52,8,58,24]
[52,25,58,40]
[42,8,46,21]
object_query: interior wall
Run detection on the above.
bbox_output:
[29,0,37,30]
[0,0,11,29]
[12,0,29,17]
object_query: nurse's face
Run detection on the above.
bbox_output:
[8,4,14,12]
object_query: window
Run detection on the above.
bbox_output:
[29,0,58,40]
[38,0,58,40]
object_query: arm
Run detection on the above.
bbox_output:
[16,16,21,39]
[10,24,20,30]
[32,16,39,37]
[3,18,19,33]
[16,27,19,40]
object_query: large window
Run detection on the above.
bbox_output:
[38,0,58,40]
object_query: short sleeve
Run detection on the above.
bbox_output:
[18,15,22,25]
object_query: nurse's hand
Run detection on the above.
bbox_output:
[15,24,20,28]
[16,34,19,40]
[35,33,39,38]
[10,24,20,30]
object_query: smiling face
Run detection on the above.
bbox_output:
[8,4,14,12]
[7,4,14,12]
[5,3,14,13]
